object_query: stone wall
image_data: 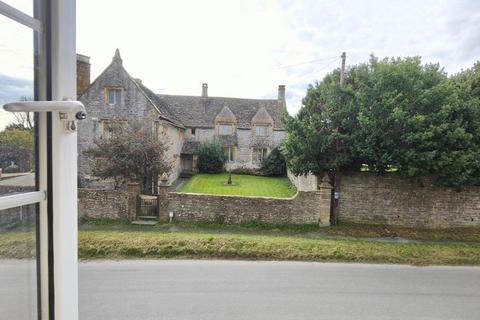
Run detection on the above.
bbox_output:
[78,188,130,220]
[339,173,480,228]
[287,170,318,192]
[159,189,331,225]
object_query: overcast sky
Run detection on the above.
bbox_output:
[1,0,479,129]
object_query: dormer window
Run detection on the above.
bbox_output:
[105,87,122,105]
[255,125,269,136]
[219,124,233,135]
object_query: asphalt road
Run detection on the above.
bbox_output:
[78,260,480,320]
[2,260,480,319]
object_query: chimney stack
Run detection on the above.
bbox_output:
[76,53,90,96]
[202,83,208,97]
[278,85,286,110]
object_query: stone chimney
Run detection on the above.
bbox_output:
[278,85,286,110]
[76,53,90,96]
[202,83,208,97]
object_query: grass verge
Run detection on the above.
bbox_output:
[2,229,480,265]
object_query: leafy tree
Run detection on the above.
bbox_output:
[0,126,34,171]
[261,146,287,176]
[84,121,171,194]
[197,139,226,173]
[283,56,480,188]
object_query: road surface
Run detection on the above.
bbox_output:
[2,260,480,319]
[79,260,480,320]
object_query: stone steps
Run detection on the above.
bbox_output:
[137,215,158,220]
[131,220,157,226]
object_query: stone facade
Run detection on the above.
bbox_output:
[77,50,185,186]
[77,49,287,185]
[158,190,330,225]
[339,172,480,228]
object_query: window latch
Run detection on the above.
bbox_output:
[3,99,86,132]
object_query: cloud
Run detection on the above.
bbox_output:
[0,74,33,130]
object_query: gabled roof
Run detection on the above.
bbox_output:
[215,106,237,123]
[135,81,184,128]
[79,49,184,129]
[251,107,274,125]
[155,94,284,129]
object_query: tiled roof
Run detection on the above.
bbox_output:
[155,94,284,130]
[135,82,185,128]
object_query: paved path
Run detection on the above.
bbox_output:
[78,260,480,320]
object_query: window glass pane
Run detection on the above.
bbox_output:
[0,205,38,320]
[0,15,37,197]
[115,89,121,104]
[108,89,115,105]
[219,124,231,135]
[1,0,34,16]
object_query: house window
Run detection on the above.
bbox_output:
[106,88,122,105]
[252,148,268,163]
[255,125,269,136]
[224,147,235,162]
[219,124,233,135]
[191,128,196,139]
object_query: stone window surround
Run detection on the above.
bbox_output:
[252,147,269,163]
[224,146,236,162]
[104,86,124,106]
[217,123,235,136]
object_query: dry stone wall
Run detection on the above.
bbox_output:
[78,188,129,219]
[340,173,480,228]
[163,191,325,225]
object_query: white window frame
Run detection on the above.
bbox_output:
[0,1,80,319]
[106,87,122,105]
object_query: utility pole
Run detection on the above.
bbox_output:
[332,52,346,225]
[340,52,346,86]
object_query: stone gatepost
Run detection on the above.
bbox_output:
[157,173,171,221]
[318,174,333,226]
[127,181,140,221]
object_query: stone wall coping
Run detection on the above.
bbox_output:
[170,190,321,201]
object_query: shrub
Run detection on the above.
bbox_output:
[261,147,287,176]
[230,167,262,176]
[198,139,226,173]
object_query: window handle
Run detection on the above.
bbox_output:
[3,99,85,114]
[3,100,87,132]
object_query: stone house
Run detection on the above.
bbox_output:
[77,49,286,187]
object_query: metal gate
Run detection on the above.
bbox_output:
[137,194,158,217]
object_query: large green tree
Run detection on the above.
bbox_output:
[283,57,480,188]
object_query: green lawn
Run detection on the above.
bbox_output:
[178,173,297,198]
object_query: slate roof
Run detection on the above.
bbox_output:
[135,82,185,128]
[154,94,284,130]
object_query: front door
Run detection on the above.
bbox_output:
[181,154,193,172]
